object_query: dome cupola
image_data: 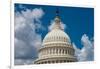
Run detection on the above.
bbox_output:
[43,9,71,45]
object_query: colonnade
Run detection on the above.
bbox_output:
[39,47,74,59]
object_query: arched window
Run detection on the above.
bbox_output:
[64,37,65,42]
[60,60,62,63]
[52,61,54,63]
[59,49,61,54]
[56,60,58,63]
[67,60,69,62]
[62,49,64,54]
[64,60,66,62]
[65,49,67,54]
[56,48,58,54]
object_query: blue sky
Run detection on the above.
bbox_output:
[14,3,94,65]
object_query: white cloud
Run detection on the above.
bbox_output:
[15,59,34,65]
[48,20,66,31]
[14,8,45,65]
[72,43,81,61]
[73,34,94,61]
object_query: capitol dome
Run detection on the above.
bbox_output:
[34,11,77,64]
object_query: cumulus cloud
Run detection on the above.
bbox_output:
[73,34,94,61]
[73,43,81,61]
[15,59,34,65]
[48,20,66,31]
[14,7,45,65]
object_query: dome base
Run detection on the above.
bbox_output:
[34,56,77,64]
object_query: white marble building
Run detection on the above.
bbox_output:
[34,11,77,64]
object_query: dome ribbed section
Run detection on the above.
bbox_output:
[43,29,71,45]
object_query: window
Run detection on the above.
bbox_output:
[65,49,67,54]
[64,37,66,42]
[56,48,58,54]
[59,49,61,54]
[53,48,55,54]
[62,49,64,54]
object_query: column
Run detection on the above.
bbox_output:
[59,49,61,55]
[56,48,58,55]
[51,48,53,55]
[64,49,66,55]
[48,48,50,55]
[67,49,69,55]
[62,49,64,55]
[58,48,59,55]
[61,48,63,55]
[55,48,56,55]
[50,48,51,54]
[44,50,45,55]
[45,49,47,55]
[52,48,54,55]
